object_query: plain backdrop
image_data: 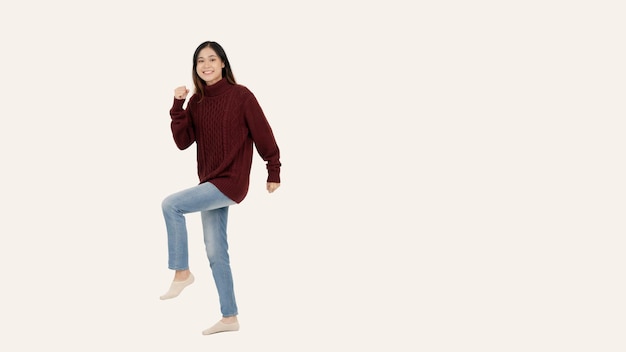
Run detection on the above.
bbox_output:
[1,1,624,351]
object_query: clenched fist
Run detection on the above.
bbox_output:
[174,86,190,100]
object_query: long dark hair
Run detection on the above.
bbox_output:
[192,41,236,98]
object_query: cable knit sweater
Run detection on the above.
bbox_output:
[169,78,281,203]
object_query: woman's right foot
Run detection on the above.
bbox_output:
[159,273,195,300]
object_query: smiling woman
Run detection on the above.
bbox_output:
[195,53,223,86]
[159,40,282,336]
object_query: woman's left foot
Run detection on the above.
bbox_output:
[202,320,240,335]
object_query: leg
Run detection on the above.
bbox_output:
[201,207,241,335]
[160,182,235,300]
[201,207,238,317]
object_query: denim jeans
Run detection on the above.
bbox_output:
[161,181,238,317]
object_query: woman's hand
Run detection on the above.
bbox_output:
[266,182,280,193]
[174,86,190,100]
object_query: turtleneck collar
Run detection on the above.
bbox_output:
[202,78,233,97]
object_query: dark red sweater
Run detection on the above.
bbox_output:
[169,78,281,203]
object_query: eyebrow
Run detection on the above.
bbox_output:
[198,55,218,60]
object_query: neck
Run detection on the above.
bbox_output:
[202,78,231,97]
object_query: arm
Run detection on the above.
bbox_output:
[243,92,281,188]
[169,87,195,150]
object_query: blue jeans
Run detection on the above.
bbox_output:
[161,182,238,317]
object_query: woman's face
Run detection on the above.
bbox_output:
[196,46,224,85]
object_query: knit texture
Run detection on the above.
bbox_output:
[169,78,281,203]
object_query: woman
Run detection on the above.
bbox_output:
[160,41,281,335]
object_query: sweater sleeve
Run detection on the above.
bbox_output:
[243,92,281,183]
[169,97,196,150]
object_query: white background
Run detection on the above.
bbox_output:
[1,0,624,351]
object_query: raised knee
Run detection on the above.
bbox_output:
[161,196,177,213]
